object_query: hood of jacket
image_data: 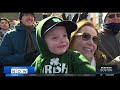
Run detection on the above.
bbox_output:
[36,17,61,59]
[36,16,77,59]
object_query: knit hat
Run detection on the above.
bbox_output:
[19,13,36,20]
[41,16,77,37]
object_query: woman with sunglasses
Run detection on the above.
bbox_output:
[70,20,107,68]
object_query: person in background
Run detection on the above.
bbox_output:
[99,13,120,72]
[0,17,11,45]
[10,19,19,29]
[0,13,40,73]
[32,16,96,75]
[99,13,120,62]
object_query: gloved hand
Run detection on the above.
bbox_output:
[71,13,79,22]
[78,13,88,21]
[71,13,88,23]
[24,50,40,65]
[108,56,120,72]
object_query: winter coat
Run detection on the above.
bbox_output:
[0,24,39,66]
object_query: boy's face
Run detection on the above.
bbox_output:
[44,26,69,55]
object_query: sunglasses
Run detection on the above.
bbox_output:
[108,14,120,18]
[75,32,100,45]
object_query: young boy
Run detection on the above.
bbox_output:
[32,16,96,75]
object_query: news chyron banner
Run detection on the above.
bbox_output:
[96,65,118,76]
[4,66,34,77]
[3,65,118,77]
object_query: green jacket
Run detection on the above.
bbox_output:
[32,16,96,75]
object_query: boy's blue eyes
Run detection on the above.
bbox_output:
[52,35,67,40]
[52,37,57,39]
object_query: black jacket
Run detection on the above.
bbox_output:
[99,29,120,62]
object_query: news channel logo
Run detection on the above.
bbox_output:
[96,65,118,75]
[4,66,34,77]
